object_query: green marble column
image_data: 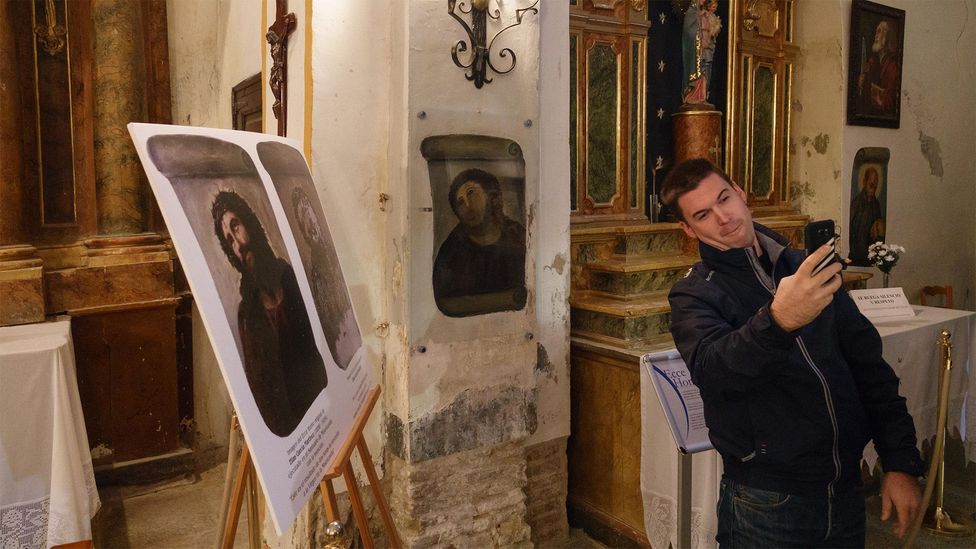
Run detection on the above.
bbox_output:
[92,0,147,235]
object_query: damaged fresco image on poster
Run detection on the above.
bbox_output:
[257,141,362,370]
[421,135,527,318]
[128,124,370,534]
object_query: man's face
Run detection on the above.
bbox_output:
[677,173,756,251]
[454,180,491,229]
[864,171,879,197]
[872,22,888,53]
[221,210,254,270]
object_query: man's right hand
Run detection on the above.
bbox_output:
[770,244,843,332]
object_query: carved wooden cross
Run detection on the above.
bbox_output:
[267,0,297,137]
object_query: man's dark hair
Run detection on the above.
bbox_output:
[659,158,733,222]
[448,168,501,215]
[211,190,270,273]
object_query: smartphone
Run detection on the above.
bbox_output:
[804,220,841,275]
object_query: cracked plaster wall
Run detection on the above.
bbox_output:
[168,0,571,541]
[385,0,570,457]
[792,1,846,222]
[794,0,976,307]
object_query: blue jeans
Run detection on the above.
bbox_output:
[717,479,865,548]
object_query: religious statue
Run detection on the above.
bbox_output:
[680,0,722,106]
[266,0,296,136]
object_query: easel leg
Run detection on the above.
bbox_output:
[216,415,241,548]
[320,478,340,523]
[222,441,252,549]
[317,387,400,548]
[356,438,402,549]
[245,461,262,549]
[343,461,374,549]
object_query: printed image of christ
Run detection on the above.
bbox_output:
[146,134,326,437]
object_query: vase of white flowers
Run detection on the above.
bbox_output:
[867,242,905,288]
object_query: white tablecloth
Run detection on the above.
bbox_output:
[640,305,975,549]
[865,306,975,467]
[0,320,100,548]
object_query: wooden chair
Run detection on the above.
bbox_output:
[920,286,953,309]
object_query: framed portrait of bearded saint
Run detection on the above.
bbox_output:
[847,0,905,128]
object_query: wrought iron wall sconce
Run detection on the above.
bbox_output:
[448,0,540,89]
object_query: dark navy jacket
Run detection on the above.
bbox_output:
[668,223,924,497]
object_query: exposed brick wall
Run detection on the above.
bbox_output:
[389,441,532,548]
[525,437,569,546]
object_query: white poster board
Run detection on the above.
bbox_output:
[641,350,712,454]
[128,124,371,533]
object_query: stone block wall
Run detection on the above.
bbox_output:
[389,441,533,548]
[525,437,569,546]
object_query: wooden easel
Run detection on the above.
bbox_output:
[220,386,402,549]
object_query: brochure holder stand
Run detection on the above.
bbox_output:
[642,351,714,549]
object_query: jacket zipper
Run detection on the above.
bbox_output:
[797,338,842,498]
[797,336,842,540]
[746,250,842,502]
[746,250,775,294]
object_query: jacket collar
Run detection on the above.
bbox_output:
[698,222,790,276]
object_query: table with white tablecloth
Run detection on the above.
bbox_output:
[0,320,100,548]
[865,306,975,466]
[640,305,976,549]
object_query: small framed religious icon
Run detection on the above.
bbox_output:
[846,0,905,128]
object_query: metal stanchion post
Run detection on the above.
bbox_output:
[677,452,692,549]
[920,331,974,538]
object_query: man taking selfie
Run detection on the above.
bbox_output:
[662,158,923,547]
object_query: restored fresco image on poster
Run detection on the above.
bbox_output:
[848,147,889,266]
[147,134,326,438]
[421,135,527,318]
[128,124,370,534]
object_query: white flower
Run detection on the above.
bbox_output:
[868,251,876,259]
[885,254,895,261]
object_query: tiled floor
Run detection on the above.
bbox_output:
[91,460,973,548]
[92,464,249,548]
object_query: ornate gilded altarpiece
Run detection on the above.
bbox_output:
[726,0,798,214]
[0,0,188,468]
[570,0,649,221]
